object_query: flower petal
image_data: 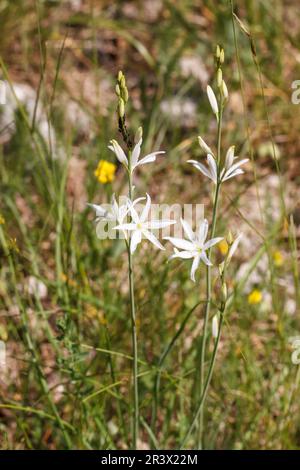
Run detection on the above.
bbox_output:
[198,219,209,245]
[130,230,142,253]
[164,237,195,251]
[225,146,235,169]
[187,160,215,182]
[140,193,151,223]
[108,140,128,166]
[203,237,223,250]
[169,250,194,260]
[134,151,165,169]
[222,168,244,181]
[146,219,176,229]
[207,154,218,184]
[190,255,201,282]
[86,203,107,218]
[180,218,195,242]
[131,138,142,168]
[200,251,212,266]
[143,230,164,250]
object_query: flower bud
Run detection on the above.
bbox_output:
[220,48,225,64]
[122,86,129,103]
[207,85,219,115]
[198,136,212,154]
[217,68,222,88]
[221,282,227,302]
[115,84,121,96]
[118,98,125,118]
[117,70,123,82]
[135,126,143,143]
[212,315,219,339]
[227,230,233,245]
[221,80,228,101]
[215,45,221,59]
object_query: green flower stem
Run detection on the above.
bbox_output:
[182,307,225,449]
[197,104,223,449]
[127,165,139,449]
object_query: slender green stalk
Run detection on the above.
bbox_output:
[197,104,223,449]
[182,306,226,449]
[127,167,139,449]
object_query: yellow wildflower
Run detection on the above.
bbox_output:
[273,250,284,267]
[8,238,19,254]
[218,239,228,256]
[0,214,5,225]
[94,160,117,184]
[248,289,262,305]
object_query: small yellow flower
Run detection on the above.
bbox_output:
[248,289,262,305]
[94,160,117,184]
[273,250,284,267]
[8,237,19,253]
[0,214,5,225]
[218,239,228,256]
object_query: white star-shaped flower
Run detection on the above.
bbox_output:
[220,146,249,182]
[165,218,223,282]
[108,137,165,174]
[87,194,145,238]
[114,194,175,254]
[188,145,248,185]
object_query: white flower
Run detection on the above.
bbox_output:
[165,218,223,282]
[207,85,219,115]
[87,194,145,238]
[108,137,165,173]
[220,146,248,182]
[188,147,248,185]
[114,194,175,254]
[188,154,218,184]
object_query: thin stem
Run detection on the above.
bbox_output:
[197,104,223,449]
[181,309,225,449]
[127,168,139,449]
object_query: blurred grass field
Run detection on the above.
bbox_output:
[0,0,300,449]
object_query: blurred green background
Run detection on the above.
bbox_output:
[0,0,300,449]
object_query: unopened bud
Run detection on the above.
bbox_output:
[212,315,219,339]
[227,230,233,245]
[120,75,126,89]
[220,48,225,64]
[122,86,129,103]
[117,70,123,82]
[221,80,228,100]
[217,68,222,88]
[115,84,121,96]
[118,98,125,118]
[215,45,221,59]
[135,126,143,143]
[222,282,227,302]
